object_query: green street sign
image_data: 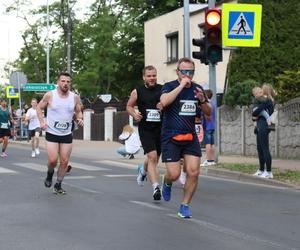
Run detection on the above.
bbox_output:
[23,83,56,91]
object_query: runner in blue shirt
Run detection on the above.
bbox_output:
[160,58,211,218]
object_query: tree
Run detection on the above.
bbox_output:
[223,79,258,107]
[275,70,300,104]
[226,0,300,104]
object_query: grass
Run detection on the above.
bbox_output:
[214,163,300,186]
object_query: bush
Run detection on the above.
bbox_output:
[223,79,259,106]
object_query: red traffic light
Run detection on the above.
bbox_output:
[205,9,221,27]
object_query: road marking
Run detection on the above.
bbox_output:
[130,200,169,211]
[95,160,137,170]
[64,182,103,194]
[14,163,44,172]
[64,176,95,180]
[71,162,109,171]
[168,214,296,250]
[104,174,136,178]
[0,167,17,174]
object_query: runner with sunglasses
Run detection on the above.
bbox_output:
[160,57,211,218]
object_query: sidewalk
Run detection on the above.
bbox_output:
[12,137,300,188]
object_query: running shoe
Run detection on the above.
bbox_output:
[253,170,264,177]
[53,183,66,195]
[128,154,134,159]
[35,148,40,155]
[137,164,147,186]
[200,160,208,167]
[177,204,192,218]
[31,151,36,158]
[0,152,7,157]
[261,171,274,179]
[179,170,186,185]
[162,178,172,201]
[44,171,54,188]
[153,186,161,201]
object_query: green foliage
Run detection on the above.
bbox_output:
[227,0,300,104]
[224,79,258,106]
[275,70,300,104]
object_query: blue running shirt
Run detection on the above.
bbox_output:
[161,80,204,140]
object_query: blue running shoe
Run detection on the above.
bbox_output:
[177,204,192,218]
[162,179,172,201]
[137,164,147,186]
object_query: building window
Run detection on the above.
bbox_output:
[166,32,178,63]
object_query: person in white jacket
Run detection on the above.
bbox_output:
[117,125,141,159]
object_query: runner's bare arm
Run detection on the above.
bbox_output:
[74,95,84,127]
[160,83,185,108]
[37,91,51,129]
[126,89,142,122]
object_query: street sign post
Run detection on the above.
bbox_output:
[222,4,262,47]
[23,83,56,92]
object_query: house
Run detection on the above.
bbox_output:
[144,1,236,93]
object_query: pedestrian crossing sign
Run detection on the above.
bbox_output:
[6,85,19,99]
[222,4,262,47]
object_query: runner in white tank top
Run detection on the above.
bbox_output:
[37,72,84,195]
[25,98,41,158]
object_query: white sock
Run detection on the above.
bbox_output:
[152,182,159,190]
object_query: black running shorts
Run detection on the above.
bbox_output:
[46,132,73,144]
[138,126,161,156]
[0,128,11,138]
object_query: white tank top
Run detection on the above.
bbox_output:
[46,89,75,136]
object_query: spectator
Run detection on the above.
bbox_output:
[117,125,141,159]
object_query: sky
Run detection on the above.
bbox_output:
[0,0,93,81]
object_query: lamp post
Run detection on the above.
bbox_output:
[67,0,72,74]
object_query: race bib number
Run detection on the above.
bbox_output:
[54,121,70,131]
[146,109,161,122]
[0,122,9,129]
[179,100,197,116]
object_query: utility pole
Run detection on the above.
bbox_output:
[46,0,50,83]
[67,0,72,74]
[183,0,191,57]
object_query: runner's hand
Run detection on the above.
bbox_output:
[41,121,47,130]
[133,111,143,122]
[77,118,84,127]
[194,87,206,103]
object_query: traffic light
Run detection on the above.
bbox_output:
[192,37,208,65]
[205,8,222,64]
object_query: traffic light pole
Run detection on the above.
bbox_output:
[183,0,191,57]
[207,0,219,160]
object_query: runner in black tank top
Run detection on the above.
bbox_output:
[127,65,163,201]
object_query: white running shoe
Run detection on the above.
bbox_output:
[207,161,216,166]
[31,151,36,158]
[137,164,147,186]
[253,170,264,177]
[35,148,40,155]
[261,171,273,179]
[179,170,186,185]
[0,152,7,157]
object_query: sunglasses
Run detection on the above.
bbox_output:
[179,69,195,75]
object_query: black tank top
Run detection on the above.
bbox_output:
[136,84,162,130]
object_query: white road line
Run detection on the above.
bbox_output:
[0,167,17,174]
[130,200,170,211]
[64,176,95,180]
[14,163,45,172]
[168,214,296,250]
[71,162,109,171]
[104,174,136,178]
[95,160,137,170]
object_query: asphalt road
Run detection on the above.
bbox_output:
[0,145,299,250]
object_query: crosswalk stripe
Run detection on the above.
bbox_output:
[13,162,109,172]
[104,174,136,178]
[0,167,17,174]
[70,163,109,171]
[14,163,45,172]
[95,160,137,170]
